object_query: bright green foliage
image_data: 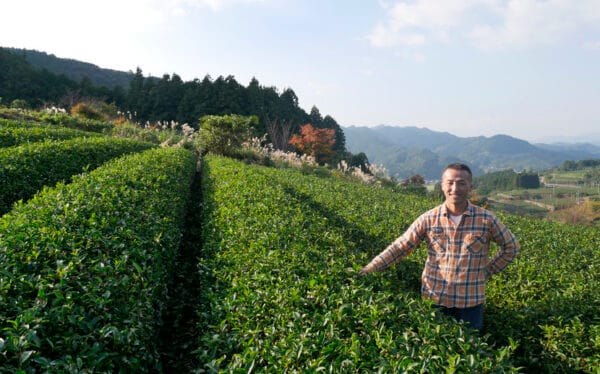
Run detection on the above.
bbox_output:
[0,120,102,147]
[198,156,518,372]
[38,112,114,133]
[0,137,154,215]
[197,114,258,157]
[0,147,196,372]
[485,214,600,372]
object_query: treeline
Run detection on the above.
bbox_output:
[560,158,600,171]
[474,169,540,194]
[125,69,346,153]
[0,47,347,160]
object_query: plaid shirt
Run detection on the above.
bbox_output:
[365,202,519,308]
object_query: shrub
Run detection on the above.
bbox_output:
[0,147,196,372]
[0,120,102,148]
[0,137,154,215]
[110,121,160,143]
[39,112,114,133]
[10,99,29,109]
[70,102,105,121]
[197,114,258,156]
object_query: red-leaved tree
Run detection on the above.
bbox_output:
[289,123,336,164]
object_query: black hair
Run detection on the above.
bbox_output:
[443,163,472,179]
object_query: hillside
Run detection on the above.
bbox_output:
[1,112,599,372]
[6,47,135,89]
[344,125,600,180]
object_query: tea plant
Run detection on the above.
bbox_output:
[0,121,102,147]
[37,112,114,133]
[197,156,517,372]
[485,214,600,372]
[0,137,154,215]
[0,147,196,372]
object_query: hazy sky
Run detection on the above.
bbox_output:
[2,0,600,143]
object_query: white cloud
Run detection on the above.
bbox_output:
[469,0,587,50]
[361,68,375,77]
[179,0,266,11]
[367,0,472,48]
[368,23,426,47]
[394,50,426,63]
[583,40,600,50]
[369,0,600,51]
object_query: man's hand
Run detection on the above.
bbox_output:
[358,266,371,277]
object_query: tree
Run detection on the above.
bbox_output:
[266,118,294,152]
[289,123,336,164]
[348,152,370,173]
[126,67,145,112]
[562,160,577,171]
[400,174,427,195]
[516,172,540,189]
[322,114,346,154]
[197,114,258,156]
[148,73,184,121]
[309,106,323,127]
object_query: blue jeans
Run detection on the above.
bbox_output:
[435,304,484,333]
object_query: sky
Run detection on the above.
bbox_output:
[2,0,600,144]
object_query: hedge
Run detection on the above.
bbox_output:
[0,123,102,148]
[0,137,154,215]
[0,147,197,371]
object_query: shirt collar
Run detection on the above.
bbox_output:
[441,201,473,217]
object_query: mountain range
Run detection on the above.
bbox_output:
[343,125,600,180]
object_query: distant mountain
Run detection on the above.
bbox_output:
[5,47,134,89]
[534,142,600,160]
[343,125,600,180]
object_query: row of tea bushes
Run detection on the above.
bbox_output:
[35,113,115,133]
[197,156,517,372]
[0,137,154,215]
[485,214,600,372]
[0,122,102,147]
[0,147,197,372]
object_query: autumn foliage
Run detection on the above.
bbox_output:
[289,124,336,164]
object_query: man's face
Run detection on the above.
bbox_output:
[441,168,472,206]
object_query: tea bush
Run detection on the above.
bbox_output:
[0,147,197,371]
[485,215,600,372]
[197,156,517,372]
[0,137,154,215]
[37,112,114,133]
[0,121,102,147]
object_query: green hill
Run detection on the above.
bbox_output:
[6,47,134,89]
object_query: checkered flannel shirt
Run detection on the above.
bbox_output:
[364,202,520,308]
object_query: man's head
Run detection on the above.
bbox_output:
[441,163,473,209]
[442,163,472,181]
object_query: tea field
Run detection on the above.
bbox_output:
[198,156,599,373]
[0,117,599,372]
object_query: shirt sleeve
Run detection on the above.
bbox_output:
[364,216,426,273]
[486,215,520,276]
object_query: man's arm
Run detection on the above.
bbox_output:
[359,219,424,276]
[486,216,520,277]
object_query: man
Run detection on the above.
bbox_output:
[359,163,519,332]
